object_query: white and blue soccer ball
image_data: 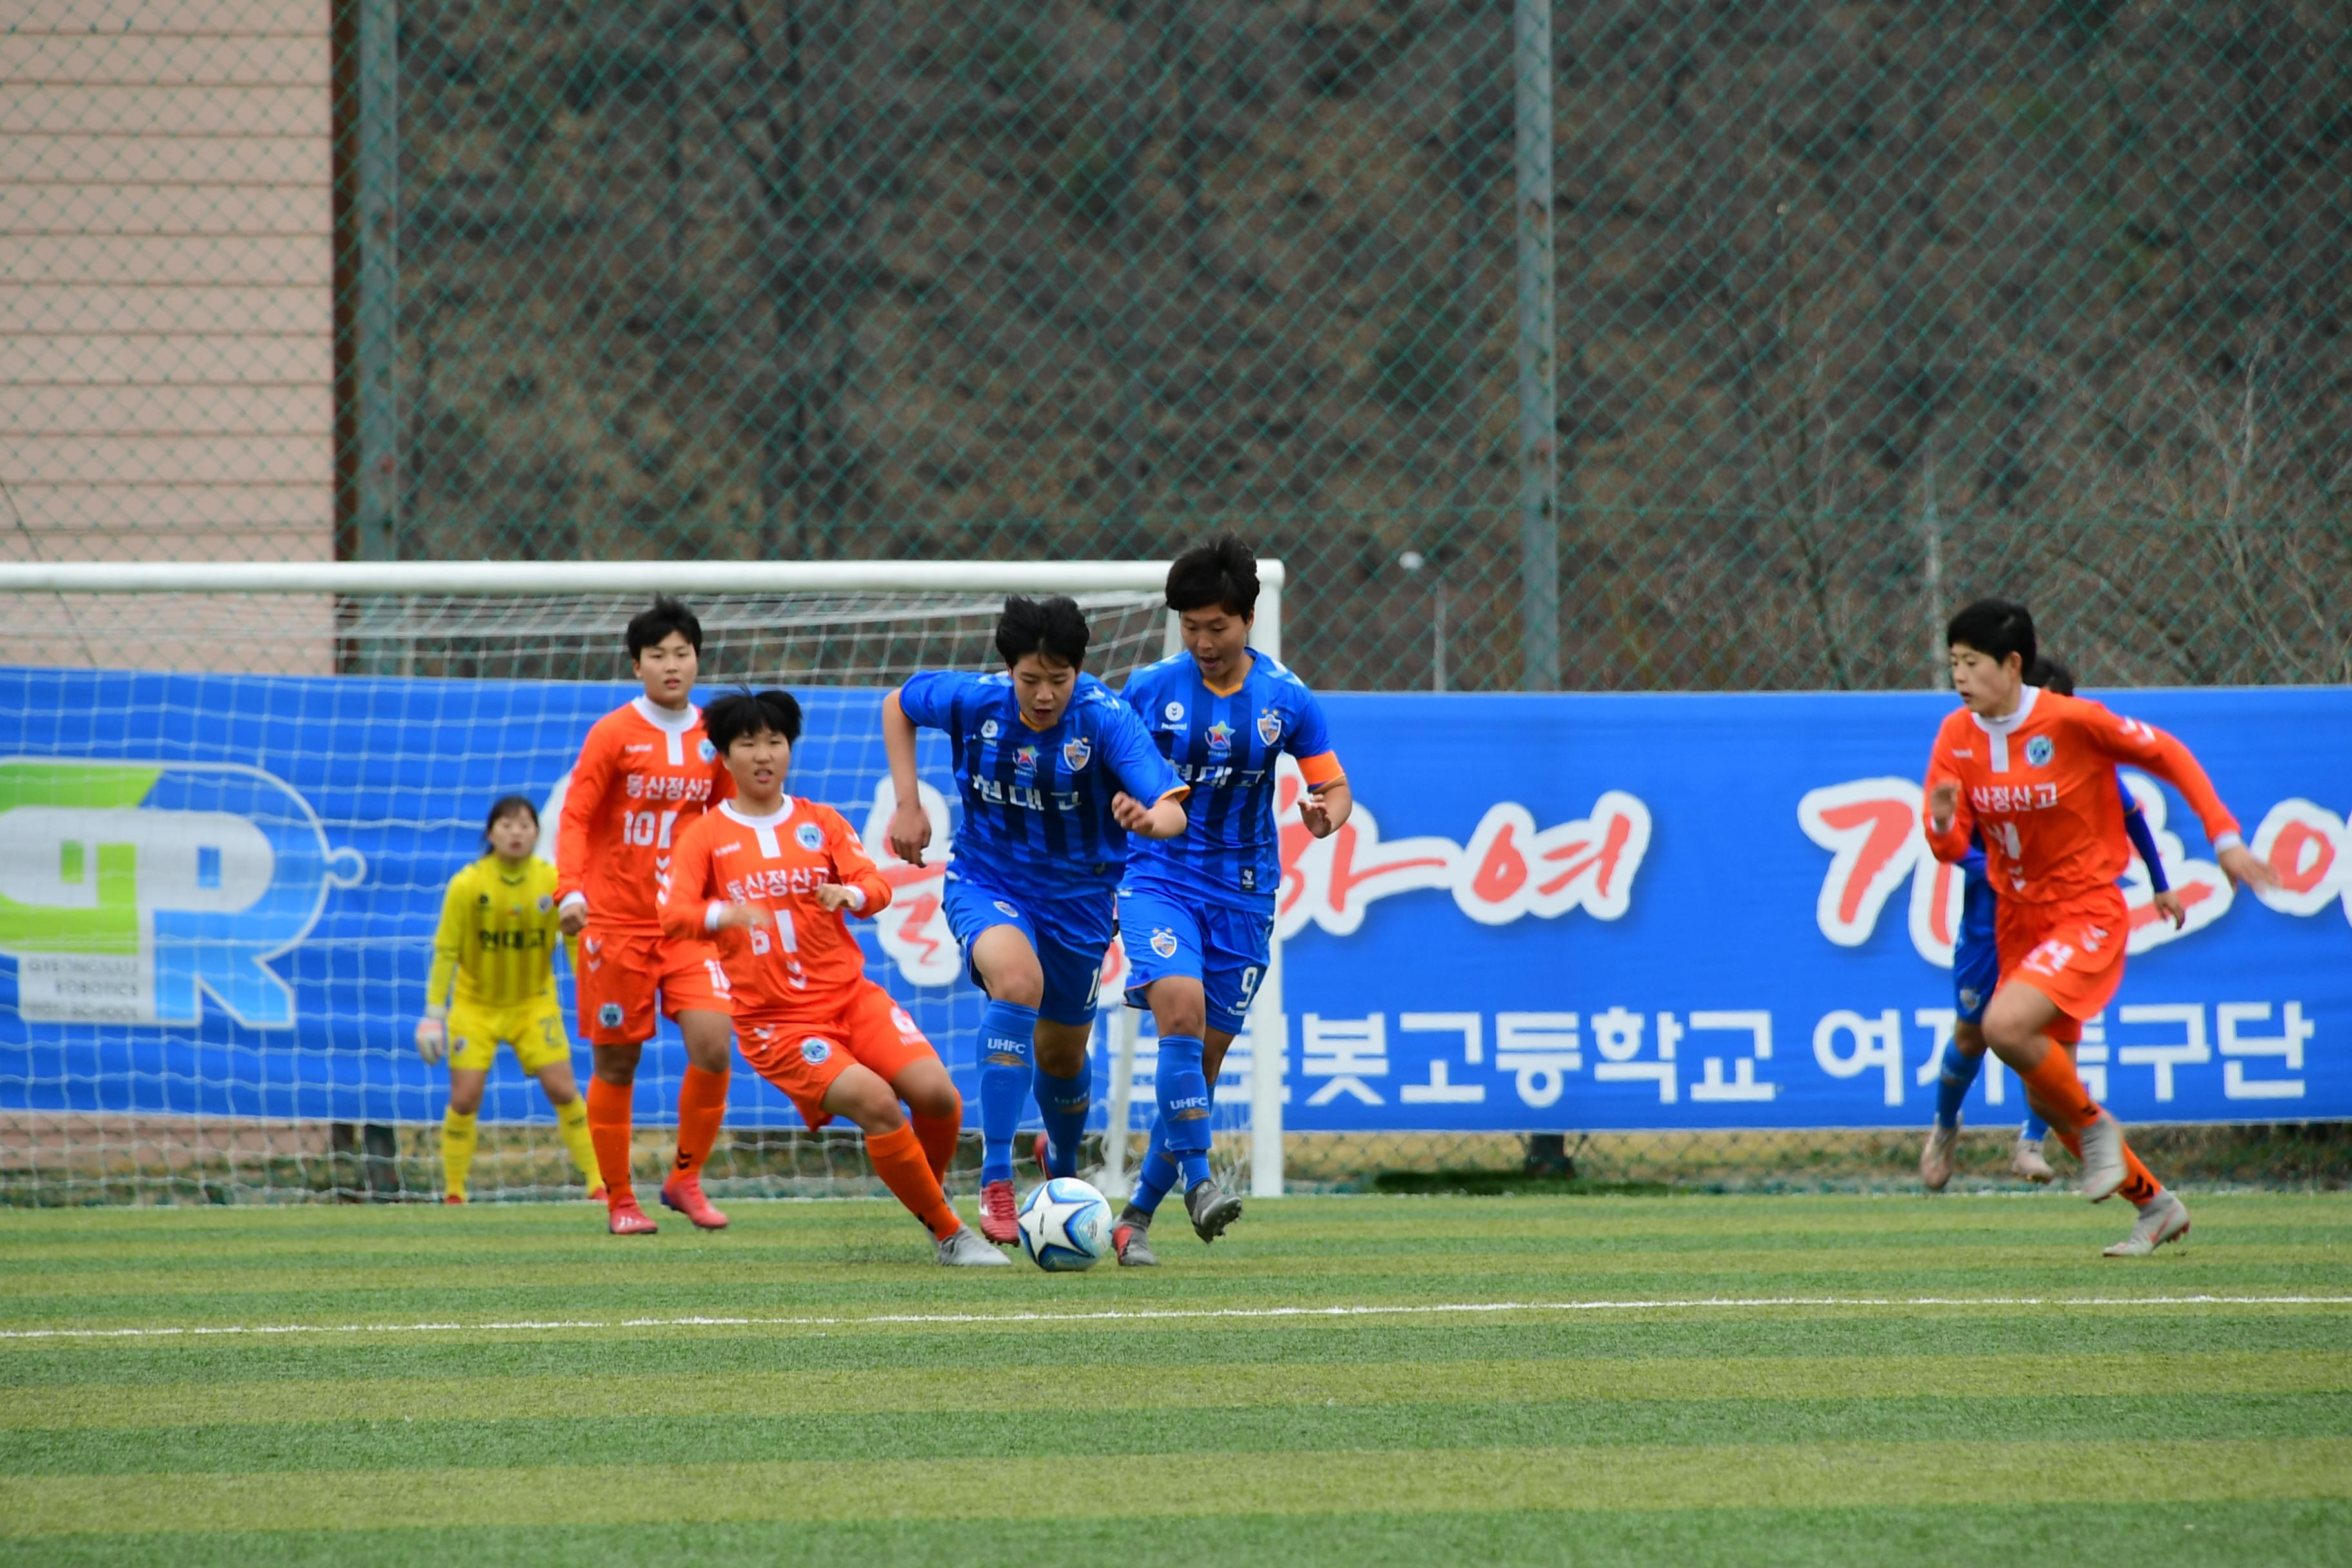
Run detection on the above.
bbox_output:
[1017,1177,1112,1272]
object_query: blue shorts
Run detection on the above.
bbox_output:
[1953,923,2000,1024]
[1117,883,1272,1037]
[941,870,1112,1028]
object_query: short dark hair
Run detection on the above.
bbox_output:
[994,594,1090,669]
[627,594,703,659]
[1946,598,2036,670]
[2026,655,2075,697]
[483,794,538,846]
[1166,533,1260,618]
[703,688,803,751]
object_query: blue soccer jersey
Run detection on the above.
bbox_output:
[897,670,1186,899]
[1120,649,1340,911]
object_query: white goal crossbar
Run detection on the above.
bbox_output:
[3,558,1289,1199]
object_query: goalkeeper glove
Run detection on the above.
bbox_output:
[415,1017,447,1066]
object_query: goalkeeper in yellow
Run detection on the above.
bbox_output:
[415,796,602,1202]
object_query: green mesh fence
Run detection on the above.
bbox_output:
[8,0,2347,688]
[5,1,2349,1197]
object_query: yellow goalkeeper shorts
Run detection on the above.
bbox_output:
[447,997,572,1074]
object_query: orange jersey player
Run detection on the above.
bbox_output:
[555,595,738,1237]
[662,688,1005,1266]
[1921,598,2275,1256]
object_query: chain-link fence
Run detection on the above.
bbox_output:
[6,1,2349,1196]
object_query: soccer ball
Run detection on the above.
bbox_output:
[1016,1177,1112,1272]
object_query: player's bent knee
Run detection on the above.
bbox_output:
[1146,978,1208,1039]
[825,1066,903,1133]
[895,1061,960,1120]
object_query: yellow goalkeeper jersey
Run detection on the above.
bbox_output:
[426,856,565,1012]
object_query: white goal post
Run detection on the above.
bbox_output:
[1,557,1289,1200]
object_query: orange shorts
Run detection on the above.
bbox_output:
[736,980,939,1129]
[574,926,732,1046]
[1995,890,2128,1036]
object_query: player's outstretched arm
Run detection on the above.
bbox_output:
[556,723,617,936]
[880,687,931,867]
[2080,705,2277,889]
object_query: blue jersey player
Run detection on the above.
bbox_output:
[883,595,1189,1244]
[1108,536,1353,1265]
[1919,658,2185,1191]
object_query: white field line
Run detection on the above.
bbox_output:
[3,1295,2349,1342]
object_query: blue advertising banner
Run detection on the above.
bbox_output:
[3,667,2346,1132]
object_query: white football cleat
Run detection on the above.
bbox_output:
[937,1225,1012,1266]
[2075,1113,2128,1202]
[1919,1122,1959,1192]
[2011,1136,2056,1184]
[2104,1191,2191,1257]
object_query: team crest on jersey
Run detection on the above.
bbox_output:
[536,894,554,912]
[698,739,717,763]
[1205,721,1234,754]
[981,719,1001,739]
[1163,701,1184,723]
[2025,735,2053,768]
[1150,926,1179,958]
[795,822,825,852]
[598,1003,624,1029]
[476,892,492,907]
[1063,737,1092,770]
[1014,744,1038,774]
[1257,711,1283,744]
[993,899,1020,918]
[799,1037,832,1064]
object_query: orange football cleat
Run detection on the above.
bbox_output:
[660,1175,730,1230]
[607,1197,659,1235]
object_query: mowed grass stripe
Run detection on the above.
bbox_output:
[8,1504,2350,1568]
[12,1394,2351,1476]
[13,1243,2350,1302]
[10,1349,2344,1430]
[7,1440,2348,1534]
[10,1310,2349,1386]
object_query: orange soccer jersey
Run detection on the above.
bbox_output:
[556,697,734,930]
[659,797,894,1014]
[1922,687,2243,1023]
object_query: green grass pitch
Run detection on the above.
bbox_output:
[3,1191,2348,1567]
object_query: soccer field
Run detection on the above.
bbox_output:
[3,1193,2348,1567]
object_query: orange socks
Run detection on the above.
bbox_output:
[586,1076,635,1204]
[913,1106,962,1183]
[869,1121,961,1240]
[672,1064,730,1184]
[2014,1042,2100,1133]
[2051,1127,2164,1206]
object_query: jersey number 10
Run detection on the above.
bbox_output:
[621,809,679,848]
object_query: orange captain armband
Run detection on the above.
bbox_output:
[1297,752,1345,789]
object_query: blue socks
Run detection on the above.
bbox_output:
[1128,1118,1181,1219]
[977,999,1037,1185]
[1934,1039,1983,1130]
[1034,1055,1092,1180]
[1155,1034,1215,1191]
[1937,1039,2052,1141]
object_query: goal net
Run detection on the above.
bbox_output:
[0,562,1273,1206]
